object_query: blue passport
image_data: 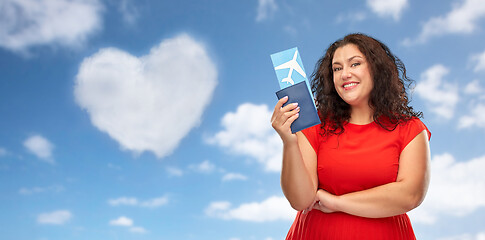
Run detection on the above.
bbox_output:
[271,47,321,133]
[275,82,321,133]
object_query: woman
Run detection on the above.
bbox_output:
[271,33,431,239]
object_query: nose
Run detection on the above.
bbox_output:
[341,67,351,81]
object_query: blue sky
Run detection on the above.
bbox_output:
[1,0,485,239]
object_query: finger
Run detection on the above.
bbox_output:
[271,96,288,122]
[282,108,300,129]
[303,200,316,214]
[272,101,298,126]
[312,202,320,210]
[305,202,314,212]
[274,96,289,113]
[281,102,299,113]
[273,103,299,125]
[281,106,299,119]
[277,113,297,132]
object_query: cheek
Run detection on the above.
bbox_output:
[333,79,339,91]
[333,72,340,81]
[367,74,375,90]
[333,73,339,86]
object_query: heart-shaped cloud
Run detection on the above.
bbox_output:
[74,34,217,158]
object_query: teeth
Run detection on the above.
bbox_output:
[344,83,358,88]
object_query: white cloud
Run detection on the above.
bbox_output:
[206,201,231,215]
[336,11,367,24]
[0,0,103,53]
[23,135,55,164]
[108,196,168,208]
[19,185,64,195]
[205,196,296,222]
[415,64,458,119]
[74,34,217,158]
[463,80,483,95]
[458,78,485,129]
[437,231,485,240]
[189,160,216,174]
[139,196,169,208]
[366,0,408,21]
[222,173,248,182]
[471,50,485,73]
[256,0,278,22]
[117,0,138,25]
[409,153,485,224]
[166,166,184,177]
[207,103,282,172]
[108,197,138,206]
[404,0,485,45]
[129,226,148,234]
[109,216,133,226]
[458,102,485,129]
[37,210,72,225]
[109,216,147,234]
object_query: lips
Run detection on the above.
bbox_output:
[343,82,358,90]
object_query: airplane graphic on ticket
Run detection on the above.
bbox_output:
[270,47,308,89]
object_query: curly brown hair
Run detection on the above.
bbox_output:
[311,33,422,136]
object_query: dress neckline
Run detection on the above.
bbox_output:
[345,120,376,127]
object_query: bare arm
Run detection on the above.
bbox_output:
[271,97,318,211]
[314,130,430,218]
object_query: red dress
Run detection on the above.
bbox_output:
[286,118,431,240]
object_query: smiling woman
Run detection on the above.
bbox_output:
[331,44,374,112]
[271,33,431,240]
[313,33,423,133]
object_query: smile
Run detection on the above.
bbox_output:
[343,82,358,90]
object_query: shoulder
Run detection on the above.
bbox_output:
[377,116,431,141]
[400,118,431,141]
[301,124,323,151]
[301,124,321,140]
[397,118,431,153]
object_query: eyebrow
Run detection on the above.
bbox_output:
[332,55,364,65]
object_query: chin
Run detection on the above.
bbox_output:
[342,98,364,106]
[341,96,357,104]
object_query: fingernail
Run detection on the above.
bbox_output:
[283,96,288,99]
[296,106,300,111]
[293,103,298,107]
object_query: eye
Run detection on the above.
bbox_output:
[333,67,342,72]
[351,62,361,67]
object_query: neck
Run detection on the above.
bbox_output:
[349,105,374,125]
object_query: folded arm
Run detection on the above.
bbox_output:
[314,130,430,218]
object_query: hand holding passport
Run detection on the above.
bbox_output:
[271,47,321,133]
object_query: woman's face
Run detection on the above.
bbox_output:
[331,44,374,108]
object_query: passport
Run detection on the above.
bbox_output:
[275,82,321,133]
[271,48,321,133]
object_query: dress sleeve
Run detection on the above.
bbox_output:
[400,118,431,152]
[301,125,320,152]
